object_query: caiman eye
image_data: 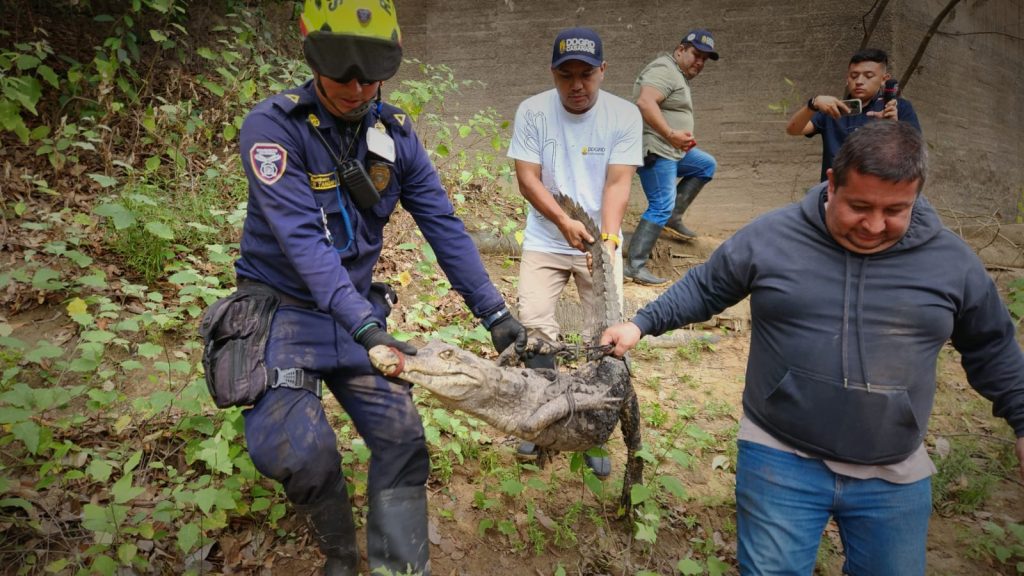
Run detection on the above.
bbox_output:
[439,349,452,360]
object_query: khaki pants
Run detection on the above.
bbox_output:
[517,249,624,343]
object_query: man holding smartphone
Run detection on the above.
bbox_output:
[786,48,921,182]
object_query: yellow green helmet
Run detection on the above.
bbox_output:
[299,0,403,82]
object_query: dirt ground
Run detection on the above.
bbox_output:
[5,178,1020,575]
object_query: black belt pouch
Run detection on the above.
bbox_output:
[199,282,280,408]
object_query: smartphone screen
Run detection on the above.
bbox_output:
[840,99,863,116]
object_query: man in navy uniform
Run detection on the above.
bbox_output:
[234,2,525,574]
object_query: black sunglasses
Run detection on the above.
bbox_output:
[325,73,381,87]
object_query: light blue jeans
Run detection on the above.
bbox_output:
[635,147,717,225]
[736,440,931,576]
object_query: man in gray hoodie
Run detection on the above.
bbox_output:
[602,121,1024,575]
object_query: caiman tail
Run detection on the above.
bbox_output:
[552,194,622,342]
[553,195,641,511]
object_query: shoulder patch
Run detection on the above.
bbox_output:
[393,113,406,127]
[249,143,287,185]
[272,90,310,115]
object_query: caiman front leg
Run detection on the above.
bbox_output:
[518,391,618,436]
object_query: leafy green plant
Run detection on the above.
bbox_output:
[1008,276,1024,326]
[387,59,513,200]
[965,520,1024,573]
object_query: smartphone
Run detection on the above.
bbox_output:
[839,98,863,116]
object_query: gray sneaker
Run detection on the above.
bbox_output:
[584,450,611,480]
[516,441,539,462]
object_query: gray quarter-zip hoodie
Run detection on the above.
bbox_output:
[634,183,1024,464]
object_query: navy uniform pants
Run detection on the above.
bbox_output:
[242,306,429,505]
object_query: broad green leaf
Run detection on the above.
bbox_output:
[458,125,471,138]
[168,269,202,284]
[117,543,138,565]
[194,486,218,513]
[8,76,42,114]
[87,458,114,483]
[111,472,144,504]
[634,521,657,543]
[149,29,168,42]
[0,407,32,424]
[137,342,163,358]
[498,478,524,497]
[123,449,143,473]
[144,221,173,240]
[25,340,63,363]
[94,202,137,229]
[658,475,688,500]
[77,271,108,288]
[90,555,117,576]
[87,173,118,188]
[708,556,731,576]
[12,420,41,453]
[0,497,33,513]
[37,65,60,88]
[44,558,69,573]
[177,522,200,553]
[677,558,703,575]
[630,483,652,505]
[202,80,225,97]
[31,267,62,290]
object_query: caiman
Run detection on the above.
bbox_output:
[369,194,642,509]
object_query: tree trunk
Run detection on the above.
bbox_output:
[901,0,963,90]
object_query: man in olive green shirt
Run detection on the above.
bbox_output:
[627,28,719,285]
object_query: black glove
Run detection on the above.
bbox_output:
[489,313,527,356]
[354,323,417,356]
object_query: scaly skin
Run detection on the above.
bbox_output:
[369,194,644,511]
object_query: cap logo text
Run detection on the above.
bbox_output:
[560,37,596,55]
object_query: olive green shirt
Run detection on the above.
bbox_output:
[631,52,693,160]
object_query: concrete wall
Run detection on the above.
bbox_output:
[391,0,1023,230]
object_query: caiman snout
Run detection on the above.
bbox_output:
[368,345,405,377]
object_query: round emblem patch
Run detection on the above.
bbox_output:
[249,143,288,185]
[369,162,391,192]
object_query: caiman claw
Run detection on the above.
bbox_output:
[368,345,406,378]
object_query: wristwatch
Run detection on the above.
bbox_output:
[480,307,510,330]
[807,97,818,112]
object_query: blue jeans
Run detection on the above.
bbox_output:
[736,441,931,576]
[635,148,717,225]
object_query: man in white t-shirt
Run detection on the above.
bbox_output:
[507,27,643,478]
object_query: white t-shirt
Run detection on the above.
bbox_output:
[508,89,643,255]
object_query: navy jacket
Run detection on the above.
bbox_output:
[634,184,1024,464]
[235,80,505,335]
[810,96,921,182]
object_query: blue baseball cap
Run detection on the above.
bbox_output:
[551,27,604,68]
[682,28,720,60]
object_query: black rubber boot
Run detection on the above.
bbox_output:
[294,478,359,576]
[367,486,431,576]
[663,177,708,240]
[623,219,668,286]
